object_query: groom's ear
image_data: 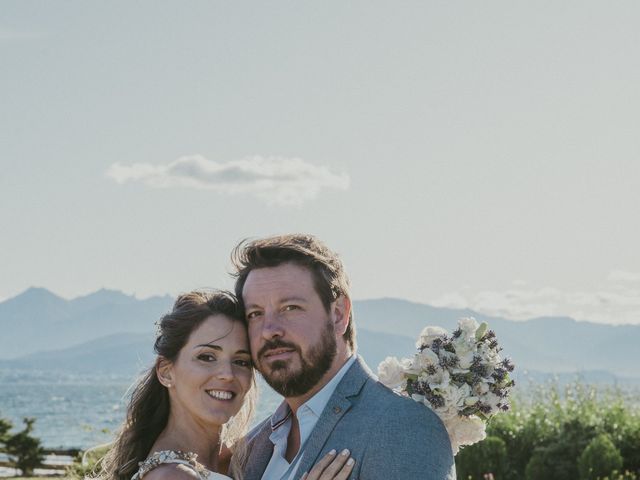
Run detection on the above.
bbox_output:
[156,357,173,388]
[332,295,351,337]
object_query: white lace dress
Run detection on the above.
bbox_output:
[131,450,232,480]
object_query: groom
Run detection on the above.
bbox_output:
[232,234,455,479]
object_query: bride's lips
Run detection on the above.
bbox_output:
[205,389,237,401]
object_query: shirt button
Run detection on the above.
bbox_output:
[333,406,342,414]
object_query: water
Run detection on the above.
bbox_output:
[0,370,282,449]
[7,368,637,451]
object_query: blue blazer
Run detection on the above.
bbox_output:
[241,356,456,479]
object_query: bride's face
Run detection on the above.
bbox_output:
[160,315,253,428]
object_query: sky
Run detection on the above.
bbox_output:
[1,1,639,325]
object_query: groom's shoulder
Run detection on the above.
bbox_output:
[356,376,455,469]
[360,373,445,429]
[363,377,438,419]
[345,356,444,430]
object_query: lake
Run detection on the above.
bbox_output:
[3,368,637,450]
[0,370,282,449]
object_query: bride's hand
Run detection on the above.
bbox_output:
[300,449,355,480]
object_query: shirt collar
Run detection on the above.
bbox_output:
[270,400,293,432]
[304,355,356,418]
[270,355,356,432]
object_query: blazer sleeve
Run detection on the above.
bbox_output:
[357,396,456,479]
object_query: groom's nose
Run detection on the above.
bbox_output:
[261,310,285,340]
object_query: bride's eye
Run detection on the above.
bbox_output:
[234,358,253,368]
[197,353,216,362]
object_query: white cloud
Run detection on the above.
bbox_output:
[607,270,640,283]
[106,155,350,206]
[430,278,640,325]
[429,292,468,309]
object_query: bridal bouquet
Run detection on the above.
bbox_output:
[377,317,514,454]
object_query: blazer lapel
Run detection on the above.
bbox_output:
[295,356,370,476]
[243,423,274,480]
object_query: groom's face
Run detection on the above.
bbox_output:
[242,262,339,398]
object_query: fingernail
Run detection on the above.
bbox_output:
[328,449,336,455]
[347,458,355,466]
[341,449,350,456]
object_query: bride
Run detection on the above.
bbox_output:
[98,290,353,480]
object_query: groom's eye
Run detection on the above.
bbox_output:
[283,305,300,312]
[246,311,262,320]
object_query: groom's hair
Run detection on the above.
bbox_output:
[231,233,356,351]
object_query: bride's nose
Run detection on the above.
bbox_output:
[215,360,234,381]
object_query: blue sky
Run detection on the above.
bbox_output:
[2,1,639,324]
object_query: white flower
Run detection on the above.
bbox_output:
[377,356,406,389]
[445,415,487,455]
[464,396,479,406]
[438,349,458,368]
[389,318,513,455]
[473,381,490,396]
[456,348,475,370]
[417,349,440,369]
[416,326,448,349]
[433,401,458,421]
[452,332,473,350]
[454,383,472,407]
[403,354,422,375]
[482,391,503,413]
[423,368,450,390]
[411,393,425,403]
[433,383,470,411]
[450,327,476,370]
[477,342,500,364]
[458,317,480,338]
[400,357,415,373]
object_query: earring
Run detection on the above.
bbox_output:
[166,383,172,388]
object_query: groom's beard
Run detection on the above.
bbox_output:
[256,319,337,397]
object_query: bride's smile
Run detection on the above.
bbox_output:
[159,315,253,428]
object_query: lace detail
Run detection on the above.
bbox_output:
[131,450,215,479]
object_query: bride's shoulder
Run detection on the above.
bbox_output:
[132,450,223,480]
[141,463,201,480]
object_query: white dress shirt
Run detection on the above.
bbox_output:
[261,356,356,480]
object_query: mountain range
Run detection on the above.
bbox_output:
[1,287,638,381]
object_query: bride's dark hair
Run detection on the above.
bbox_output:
[97,290,256,480]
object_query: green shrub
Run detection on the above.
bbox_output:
[616,423,640,474]
[525,440,583,480]
[578,434,623,480]
[456,436,507,480]
[599,470,638,480]
[486,380,640,480]
[65,443,110,479]
[524,447,549,480]
[597,392,640,474]
[4,417,45,477]
[487,398,554,479]
[0,416,12,445]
